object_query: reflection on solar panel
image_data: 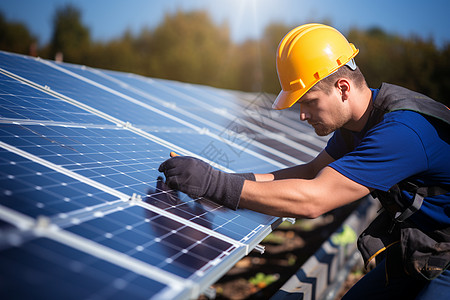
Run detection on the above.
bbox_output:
[0,51,326,299]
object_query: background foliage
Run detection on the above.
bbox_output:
[1,4,448,106]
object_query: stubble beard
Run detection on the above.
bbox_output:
[313,112,350,136]
[313,123,337,136]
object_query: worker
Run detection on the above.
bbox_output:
[159,24,450,299]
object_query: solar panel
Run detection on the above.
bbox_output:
[0,50,321,299]
[0,148,119,218]
[0,237,173,299]
[0,72,111,125]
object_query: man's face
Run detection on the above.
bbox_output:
[298,88,350,136]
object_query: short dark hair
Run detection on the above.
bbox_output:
[310,65,367,94]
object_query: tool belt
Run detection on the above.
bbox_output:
[357,182,450,280]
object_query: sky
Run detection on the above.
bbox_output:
[1,0,449,48]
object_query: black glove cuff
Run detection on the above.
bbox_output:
[233,172,256,181]
[205,171,245,210]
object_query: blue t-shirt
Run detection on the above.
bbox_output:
[326,89,450,231]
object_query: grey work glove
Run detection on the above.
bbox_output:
[158,156,254,210]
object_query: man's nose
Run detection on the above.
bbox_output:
[300,108,310,121]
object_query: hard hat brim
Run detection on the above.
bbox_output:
[272,88,305,110]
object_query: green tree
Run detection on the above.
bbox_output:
[146,10,232,87]
[433,44,450,106]
[85,30,140,74]
[348,27,447,105]
[233,39,263,92]
[50,4,90,63]
[0,12,36,55]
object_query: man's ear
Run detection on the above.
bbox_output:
[336,78,351,101]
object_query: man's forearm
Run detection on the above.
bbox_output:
[239,178,321,218]
[239,166,371,219]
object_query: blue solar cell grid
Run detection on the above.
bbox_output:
[0,237,173,300]
[0,149,118,218]
[0,124,276,242]
[66,206,235,279]
[0,72,111,125]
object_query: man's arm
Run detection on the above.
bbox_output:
[159,151,371,217]
[241,166,372,218]
[254,150,335,181]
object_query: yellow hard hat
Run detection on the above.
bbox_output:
[272,23,359,110]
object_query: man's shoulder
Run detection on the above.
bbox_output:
[381,110,444,135]
[382,109,428,124]
[375,83,450,127]
[374,110,450,157]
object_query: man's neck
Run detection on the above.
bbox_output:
[343,86,373,132]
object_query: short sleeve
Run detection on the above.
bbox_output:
[328,113,428,191]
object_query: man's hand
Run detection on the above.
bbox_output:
[158,156,216,198]
[158,156,254,210]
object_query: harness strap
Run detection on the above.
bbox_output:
[389,181,449,223]
[399,181,450,197]
[394,191,423,222]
